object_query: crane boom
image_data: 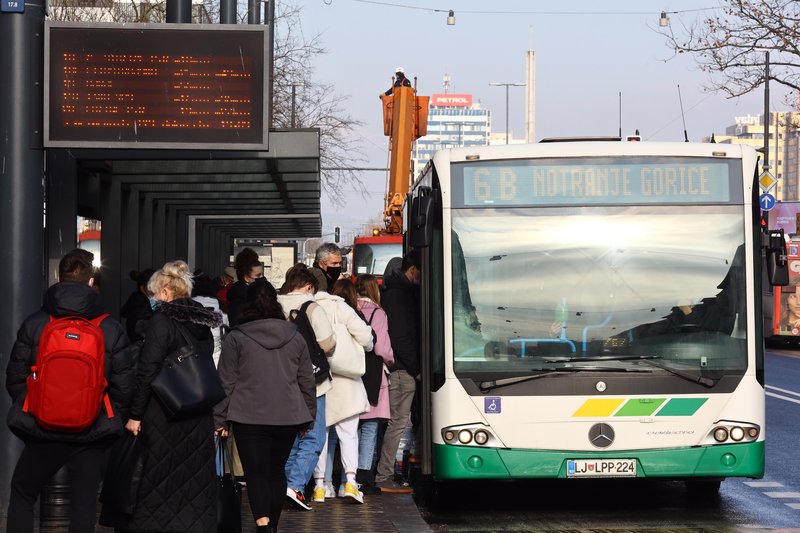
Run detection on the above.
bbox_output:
[380,86,429,234]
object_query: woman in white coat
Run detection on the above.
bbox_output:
[310,270,373,504]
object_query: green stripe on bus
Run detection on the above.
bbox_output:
[432,440,764,479]
[614,398,666,416]
[655,397,708,416]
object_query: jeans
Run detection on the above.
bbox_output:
[375,370,416,483]
[285,394,326,491]
[7,440,106,533]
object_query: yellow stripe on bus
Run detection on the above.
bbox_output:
[572,399,625,417]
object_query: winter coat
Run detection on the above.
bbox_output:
[6,281,136,444]
[315,292,373,426]
[120,290,153,343]
[102,298,222,533]
[357,298,394,420]
[278,292,336,397]
[214,318,315,429]
[226,280,248,327]
[382,268,420,377]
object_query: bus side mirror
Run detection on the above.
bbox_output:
[766,229,789,286]
[409,194,433,249]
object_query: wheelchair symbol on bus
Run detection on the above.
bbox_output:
[484,397,501,414]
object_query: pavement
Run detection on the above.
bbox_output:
[28,484,433,533]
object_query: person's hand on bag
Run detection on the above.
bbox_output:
[215,427,229,438]
[126,419,142,436]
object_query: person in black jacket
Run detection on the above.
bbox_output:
[228,247,264,327]
[119,268,155,343]
[102,260,223,533]
[382,67,412,97]
[374,252,420,494]
[5,248,136,533]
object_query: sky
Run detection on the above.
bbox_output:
[291,0,792,242]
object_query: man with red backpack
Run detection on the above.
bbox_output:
[5,248,136,532]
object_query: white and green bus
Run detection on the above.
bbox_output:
[405,141,787,494]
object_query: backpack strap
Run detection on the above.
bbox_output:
[365,308,378,325]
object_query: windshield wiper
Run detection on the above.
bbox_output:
[543,355,660,363]
[543,354,718,388]
[479,366,650,393]
[636,358,717,388]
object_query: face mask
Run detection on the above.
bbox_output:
[149,297,158,311]
[326,266,342,280]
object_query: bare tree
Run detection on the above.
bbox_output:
[271,1,367,205]
[660,0,800,100]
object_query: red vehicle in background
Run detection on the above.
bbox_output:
[350,78,428,283]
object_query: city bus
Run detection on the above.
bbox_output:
[405,141,787,497]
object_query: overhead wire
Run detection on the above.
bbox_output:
[345,0,718,17]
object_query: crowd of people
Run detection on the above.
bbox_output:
[5,242,421,533]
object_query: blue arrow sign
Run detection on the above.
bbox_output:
[760,193,776,211]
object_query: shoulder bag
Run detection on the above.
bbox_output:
[361,308,384,406]
[151,321,225,419]
[328,308,366,379]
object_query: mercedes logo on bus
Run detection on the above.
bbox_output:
[589,423,615,448]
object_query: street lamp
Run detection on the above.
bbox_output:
[489,82,524,144]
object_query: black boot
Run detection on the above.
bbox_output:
[357,468,380,495]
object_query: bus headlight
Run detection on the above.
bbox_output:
[441,424,502,447]
[704,421,760,445]
[713,427,729,442]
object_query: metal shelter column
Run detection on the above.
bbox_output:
[0,0,46,510]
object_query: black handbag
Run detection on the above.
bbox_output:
[99,432,145,516]
[217,437,242,533]
[361,309,384,406]
[151,321,225,420]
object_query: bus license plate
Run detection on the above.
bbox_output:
[567,459,637,477]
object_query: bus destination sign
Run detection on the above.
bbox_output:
[45,23,268,150]
[457,159,736,207]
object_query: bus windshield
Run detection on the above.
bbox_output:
[353,241,403,277]
[450,162,748,379]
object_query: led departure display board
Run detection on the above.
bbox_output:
[45,22,269,150]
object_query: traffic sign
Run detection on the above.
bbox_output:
[1,0,24,12]
[760,193,776,211]
[759,170,777,192]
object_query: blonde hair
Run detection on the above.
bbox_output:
[355,274,381,305]
[148,260,193,299]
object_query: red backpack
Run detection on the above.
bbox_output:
[22,314,114,432]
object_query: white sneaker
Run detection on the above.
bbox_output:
[324,482,336,499]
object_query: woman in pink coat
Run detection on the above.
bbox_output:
[355,274,394,493]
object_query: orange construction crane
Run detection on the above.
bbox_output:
[380,84,429,234]
[348,80,428,283]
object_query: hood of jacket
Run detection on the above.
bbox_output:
[234,318,298,350]
[156,297,223,328]
[383,268,411,291]
[42,281,105,319]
